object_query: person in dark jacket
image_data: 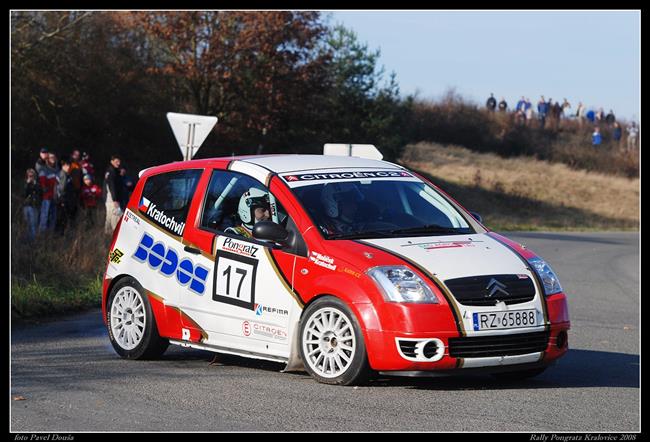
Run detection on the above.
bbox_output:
[55,157,78,235]
[23,168,42,240]
[486,93,497,111]
[104,155,124,234]
[35,147,49,175]
[498,97,508,112]
[38,152,59,233]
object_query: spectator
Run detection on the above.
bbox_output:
[104,155,124,234]
[80,174,102,226]
[515,96,526,113]
[612,122,623,147]
[38,152,59,233]
[605,110,616,126]
[595,108,605,122]
[524,98,533,124]
[592,127,602,147]
[561,99,572,119]
[626,122,639,151]
[23,168,42,241]
[576,102,587,127]
[119,167,136,210]
[69,150,83,191]
[498,97,508,112]
[80,151,95,177]
[35,147,49,175]
[551,101,562,130]
[486,93,497,112]
[537,96,549,129]
[55,157,78,235]
[586,109,596,123]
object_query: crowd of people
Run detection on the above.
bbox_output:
[485,93,639,150]
[22,148,136,241]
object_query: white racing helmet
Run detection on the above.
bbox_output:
[238,187,271,228]
[320,182,364,218]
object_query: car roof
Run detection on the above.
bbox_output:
[240,154,402,173]
[140,154,403,178]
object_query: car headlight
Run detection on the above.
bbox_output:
[367,266,439,304]
[527,257,563,296]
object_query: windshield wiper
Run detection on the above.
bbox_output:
[389,224,468,235]
[327,230,396,240]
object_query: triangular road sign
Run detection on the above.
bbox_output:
[167,112,218,160]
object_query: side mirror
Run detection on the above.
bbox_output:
[252,221,289,245]
[469,211,483,224]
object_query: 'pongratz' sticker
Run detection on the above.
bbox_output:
[282,170,412,182]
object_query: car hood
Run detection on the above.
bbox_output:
[361,233,529,281]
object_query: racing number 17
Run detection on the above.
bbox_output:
[222,265,247,299]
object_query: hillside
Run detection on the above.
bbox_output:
[400,142,639,231]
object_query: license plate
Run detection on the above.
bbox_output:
[472,309,537,331]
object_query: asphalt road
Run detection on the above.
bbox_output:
[11,232,640,432]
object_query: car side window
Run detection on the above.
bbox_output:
[200,170,288,237]
[140,169,202,236]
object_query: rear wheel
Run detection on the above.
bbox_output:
[299,296,372,386]
[107,277,168,359]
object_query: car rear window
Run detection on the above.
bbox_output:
[140,169,203,236]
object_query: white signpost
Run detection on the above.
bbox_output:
[323,143,383,160]
[166,112,218,161]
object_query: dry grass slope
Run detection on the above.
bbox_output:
[401,142,639,231]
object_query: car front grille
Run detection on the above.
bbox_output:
[448,331,549,358]
[444,274,536,306]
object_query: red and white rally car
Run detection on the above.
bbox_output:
[103,152,570,385]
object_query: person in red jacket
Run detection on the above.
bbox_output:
[80,174,102,226]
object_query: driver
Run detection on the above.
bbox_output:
[320,182,363,235]
[225,188,272,238]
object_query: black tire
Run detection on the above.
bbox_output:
[491,367,547,381]
[106,277,169,360]
[299,296,372,386]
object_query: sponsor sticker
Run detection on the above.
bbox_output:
[309,251,337,271]
[281,170,412,182]
[403,240,482,251]
[132,232,209,295]
[255,303,289,317]
[123,210,141,225]
[338,267,361,278]
[139,197,186,236]
[242,321,252,337]
[222,237,259,258]
[109,248,124,264]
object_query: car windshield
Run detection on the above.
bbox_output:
[291,179,474,239]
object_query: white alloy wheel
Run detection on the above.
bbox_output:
[302,307,357,379]
[110,286,147,351]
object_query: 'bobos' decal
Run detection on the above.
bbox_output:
[133,232,209,295]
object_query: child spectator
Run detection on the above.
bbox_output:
[592,127,602,147]
[80,174,102,226]
[80,151,95,177]
[38,152,59,233]
[23,168,42,240]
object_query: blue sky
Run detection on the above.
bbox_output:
[328,11,640,121]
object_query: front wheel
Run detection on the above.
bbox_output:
[106,277,168,359]
[299,296,372,386]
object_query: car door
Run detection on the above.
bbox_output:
[178,168,305,362]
